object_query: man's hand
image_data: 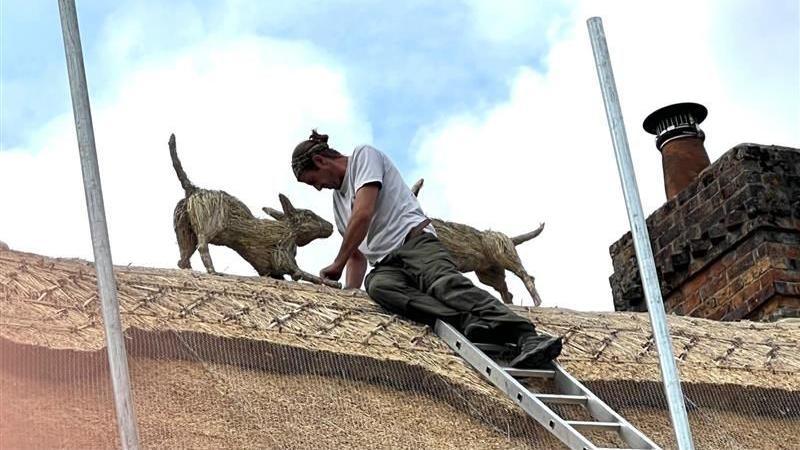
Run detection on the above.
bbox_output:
[320,261,346,282]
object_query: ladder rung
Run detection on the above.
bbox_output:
[503,367,556,379]
[535,394,588,405]
[567,421,622,431]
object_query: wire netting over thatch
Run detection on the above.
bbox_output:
[1,247,799,449]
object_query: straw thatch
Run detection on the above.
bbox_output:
[2,247,800,449]
[3,348,796,450]
[2,246,798,394]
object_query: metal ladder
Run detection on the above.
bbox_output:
[434,320,661,450]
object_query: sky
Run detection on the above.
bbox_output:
[1,0,798,311]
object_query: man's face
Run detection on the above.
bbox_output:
[297,157,341,191]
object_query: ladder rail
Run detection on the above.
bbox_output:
[553,364,660,449]
[435,320,596,449]
[434,319,661,450]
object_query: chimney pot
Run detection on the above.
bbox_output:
[644,102,711,200]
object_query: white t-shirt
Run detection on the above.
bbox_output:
[332,145,436,265]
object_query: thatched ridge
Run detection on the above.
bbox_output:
[1,247,799,395]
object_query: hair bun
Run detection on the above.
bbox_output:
[309,129,329,143]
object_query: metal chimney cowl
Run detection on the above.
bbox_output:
[643,102,711,200]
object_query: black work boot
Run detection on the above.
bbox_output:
[510,333,562,368]
[463,321,493,343]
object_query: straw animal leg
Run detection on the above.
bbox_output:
[177,233,197,269]
[173,201,197,269]
[185,198,226,275]
[476,266,514,305]
[196,234,216,274]
[509,265,541,306]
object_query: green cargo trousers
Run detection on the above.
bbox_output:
[364,232,536,344]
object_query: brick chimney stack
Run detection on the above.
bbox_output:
[643,102,711,200]
[609,143,800,322]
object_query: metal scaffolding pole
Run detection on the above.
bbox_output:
[586,17,694,450]
[57,1,140,448]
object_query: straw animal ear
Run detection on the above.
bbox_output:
[279,193,296,214]
[262,207,285,220]
[410,178,424,197]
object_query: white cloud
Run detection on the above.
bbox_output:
[464,0,572,45]
[0,21,370,279]
[412,0,799,310]
[2,1,796,313]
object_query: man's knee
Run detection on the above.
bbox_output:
[365,271,388,298]
[365,272,408,313]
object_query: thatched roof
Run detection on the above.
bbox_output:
[2,247,800,449]
[2,246,798,394]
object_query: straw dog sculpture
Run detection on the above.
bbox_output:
[169,134,339,288]
[410,179,543,305]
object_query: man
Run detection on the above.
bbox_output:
[292,130,561,368]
